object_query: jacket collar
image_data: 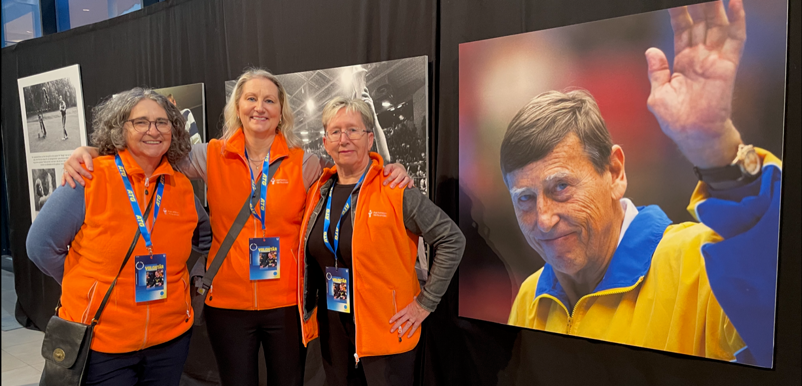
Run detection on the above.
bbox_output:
[223,127,290,163]
[317,152,385,198]
[534,205,672,309]
[117,149,175,178]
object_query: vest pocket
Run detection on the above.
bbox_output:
[80,281,99,324]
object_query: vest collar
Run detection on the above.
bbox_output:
[117,149,175,178]
[223,127,291,163]
[534,205,672,309]
[318,152,385,197]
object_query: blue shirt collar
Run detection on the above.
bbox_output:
[534,205,672,311]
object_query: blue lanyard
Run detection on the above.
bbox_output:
[245,149,270,231]
[323,167,369,266]
[114,154,164,255]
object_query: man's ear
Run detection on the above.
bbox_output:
[608,145,627,200]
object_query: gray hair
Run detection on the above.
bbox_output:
[321,97,375,132]
[90,87,190,167]
[222,68,300,148]
[500,89,613,185]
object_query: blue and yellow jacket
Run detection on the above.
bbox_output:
[509,150,781,367]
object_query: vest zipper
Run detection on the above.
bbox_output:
[182,278,190,322]
[351,186,362,367]
[140,304,150,349]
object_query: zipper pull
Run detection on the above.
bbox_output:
[354,353,360,369]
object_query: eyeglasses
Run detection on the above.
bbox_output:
[127,118,172,133]
[325,128,371,141]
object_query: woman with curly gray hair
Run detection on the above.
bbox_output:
[27,87,211,385]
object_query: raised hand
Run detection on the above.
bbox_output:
[645,0,746,168]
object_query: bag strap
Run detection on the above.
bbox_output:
[197,158,283,296]
[90,188,158,326]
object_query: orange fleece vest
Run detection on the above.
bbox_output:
[204,130,307,310]
[298,153,421,358]
[59,150,196,353]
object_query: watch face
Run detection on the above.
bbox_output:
[742,148,761,175]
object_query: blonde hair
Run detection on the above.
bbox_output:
[221,68,300,148]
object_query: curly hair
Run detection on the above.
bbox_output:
[222,68,300,148]
[90,88,190,167]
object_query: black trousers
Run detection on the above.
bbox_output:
[84,327,192,386]
[204,305,306,386]
[318,307,418,386]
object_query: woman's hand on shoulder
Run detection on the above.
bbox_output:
[61,146,99,188]
[383,163,414,189]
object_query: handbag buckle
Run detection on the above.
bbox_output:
[53,348,66,362]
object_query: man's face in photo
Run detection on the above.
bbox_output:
[505,134,622,279]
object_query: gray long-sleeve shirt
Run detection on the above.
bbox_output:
[26,184,212,285]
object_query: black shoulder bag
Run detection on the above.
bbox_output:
[190,158,283,326]
[39,190,157,386]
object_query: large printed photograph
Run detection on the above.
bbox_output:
[226,56,430,194]
[458,0,785,367]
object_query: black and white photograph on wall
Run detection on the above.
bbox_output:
[22,77,82,152]
[154,83,207,204]
[18,64,87,220]
[31,168,56,212]
[225,56,430,195]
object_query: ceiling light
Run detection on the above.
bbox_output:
[83,8,90,11]
[381,101,392,108]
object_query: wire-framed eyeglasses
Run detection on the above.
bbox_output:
[127,118,173,133]
[325,128,371,141]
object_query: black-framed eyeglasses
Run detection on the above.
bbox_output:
[325,128,371,141]
[126,118,172,133]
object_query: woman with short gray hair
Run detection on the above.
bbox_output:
[27,87,211,385]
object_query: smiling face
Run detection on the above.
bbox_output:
[237,77,282,135]
[505,134,626,280]
[323,108,374,172]
[124,99,172,167]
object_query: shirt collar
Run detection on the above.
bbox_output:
[618,198,639,245]
[534,203,672,308]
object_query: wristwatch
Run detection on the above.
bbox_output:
[693,144,762,184]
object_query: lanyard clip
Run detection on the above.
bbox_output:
[147,246,153,256]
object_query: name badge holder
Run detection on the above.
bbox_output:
[115,154,167,303]
[246,150,281,280]
[323,167,368,313]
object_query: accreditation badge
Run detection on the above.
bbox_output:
[134,254,167,303]
[325,267,350,313]
[249,237,280,280]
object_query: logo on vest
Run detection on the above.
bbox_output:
[163,208,181,217]
[271,178,290,185]
[368,209,387,218]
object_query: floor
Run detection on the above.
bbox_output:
[1,267,44,386]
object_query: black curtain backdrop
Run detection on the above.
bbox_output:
[1,0,799,385]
